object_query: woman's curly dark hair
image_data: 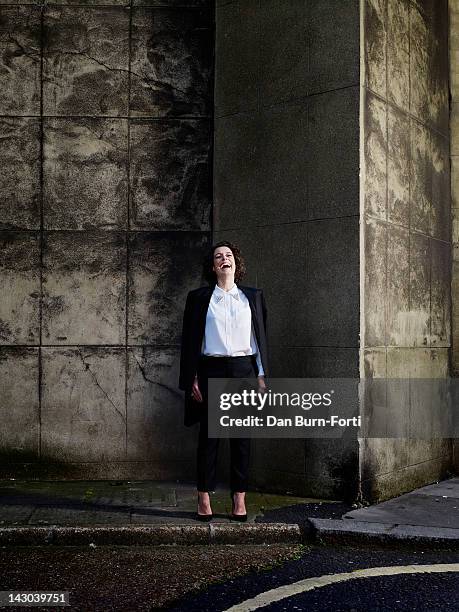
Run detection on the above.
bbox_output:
[203,241,246,285]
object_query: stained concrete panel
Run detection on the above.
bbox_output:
[129,119,211,230]
[364,0,386,97]
[410,6,431,127]
[409,232,430,347]
[306,217,359,347]
[0,118,41,231]
[304,438,359,501]
[450,103,459,156]
[0,0,42,4]
[309,87,359,220]
[269,346,359,379]
[364,92,387,220]
[410,2,449,134]
[0,232,40,345]
[410,119,431,235]
[130,8,212,117]
[387,0,409,112]
[0,6,41,115]
[361,455,451,501]
[41,348,126,462]
[215,0,258,117]
[412,0,443,21]
[365,377,410,440]
[302,347,359,378]
[453,206,459,249]
[452,4,459,102]
[43,7,129,116]
[362,347,387,378]
[268,346,311,378]
[426,2,449,135]
[251,223,309,348]
[387,105,409,228]
[0,348,39,460]
[308,0,359,94]
[250,439,305,479]
[386,347,449,378]
[126,347,195,462]
[253,102,309,225]
[257,0,309,107]
[42,232,126,345]
[128,231,210,345]
[214,112,261,230]
[386,225,410,346]
[364,217,387,347]
[409,438,451,465]
[48,0,129,4]
[134,0,211,5]
[218,104,315,229]
[430,130,450,241]
[430,239,451,347]
[53,0,129,4]
[249,467,308,497]
[361,438,410,479]
[43,118,128,230]
[453,258,459,355]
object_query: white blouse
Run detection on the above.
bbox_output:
[201,284,264,376]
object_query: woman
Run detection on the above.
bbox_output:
[178,241,269,522]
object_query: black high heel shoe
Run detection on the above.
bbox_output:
[230,491,247,522]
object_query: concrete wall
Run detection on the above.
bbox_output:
[0,1,213,478]
[214,0,361,499]
[1,0,454,499]
[361,0,453,500]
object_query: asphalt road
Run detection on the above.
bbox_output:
[0,543,303,611]
[0,544,457,611]
[170,546,459,612]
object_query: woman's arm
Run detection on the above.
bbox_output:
[250,324,264,377]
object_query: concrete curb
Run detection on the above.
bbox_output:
[309,518,459,550]
[0,523,308,546]
[1,519,458,548]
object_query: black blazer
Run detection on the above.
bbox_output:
[179,285,269,427]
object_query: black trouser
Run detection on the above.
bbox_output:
[196,354,257,493]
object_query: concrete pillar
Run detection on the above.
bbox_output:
[361,0,452,500]
[449,0,459,470]
[214,0,361,499]
[215,0,454,500]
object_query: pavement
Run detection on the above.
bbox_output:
[0,477,457,548]
[311,476,459,549]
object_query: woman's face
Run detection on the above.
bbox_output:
[212,246,236,280]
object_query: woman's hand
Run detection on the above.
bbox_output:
[258,375,267,395]
[191,375,203,402]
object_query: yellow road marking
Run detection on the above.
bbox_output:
[224,564,459,611]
